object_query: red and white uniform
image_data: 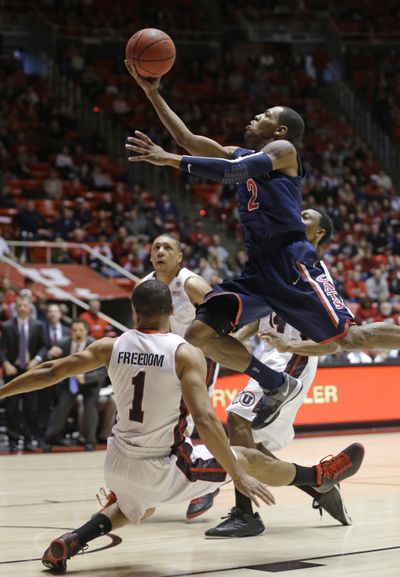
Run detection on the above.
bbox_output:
[105,329,229,523]
[227,313,318,451]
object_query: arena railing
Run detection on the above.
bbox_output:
[0,253,131,334]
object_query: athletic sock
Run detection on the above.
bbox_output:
[297,485,321,499]
[289,464,318,487]
[244,356,285,391]
[235,489,254,515]
[74,513,112,546]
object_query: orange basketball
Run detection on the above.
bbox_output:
[125,28,176,78]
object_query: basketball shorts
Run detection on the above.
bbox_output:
[226,349,318,451]
[196,239,354,343]
[104,437,230,524]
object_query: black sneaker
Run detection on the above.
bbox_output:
[312,484,352,526]
[204,507,265,538]
[316,443,365,493]
[42,532,85,572]
[186,489,220,520]
[252,374,303,430]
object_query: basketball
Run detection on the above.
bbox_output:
[125,28,176,78]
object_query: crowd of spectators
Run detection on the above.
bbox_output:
[0,280,116,453]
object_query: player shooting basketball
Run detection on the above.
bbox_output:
[125,61,400,434]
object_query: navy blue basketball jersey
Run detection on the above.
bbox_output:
[232,147,306,251]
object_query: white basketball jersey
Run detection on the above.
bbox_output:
[258,313,318,375]
[108,330,187,457]
[141,268,200,337]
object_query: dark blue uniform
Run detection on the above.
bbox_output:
[198,147,354,343]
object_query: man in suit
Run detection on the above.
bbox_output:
[0,294,47,452]
[38,303,70,440]
[45,319,106,451]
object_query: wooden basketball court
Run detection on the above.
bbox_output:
[1,432,399,577]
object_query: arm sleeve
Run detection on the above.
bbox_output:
[180,151,273,184]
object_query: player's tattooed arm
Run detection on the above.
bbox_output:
[259,329,340,356]
[262,140,298,175]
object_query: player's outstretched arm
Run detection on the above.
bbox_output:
[178,343,274,506]
[125,59,232,158]
[0,338,114,398]
[126,132,273,184]
[259,329,339,356]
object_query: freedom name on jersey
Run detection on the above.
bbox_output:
[117,351,165,366]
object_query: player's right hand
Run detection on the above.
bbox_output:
[124,59,160,94]
[258,329,291,353]
[233,472,275,507]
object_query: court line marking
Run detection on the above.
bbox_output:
[161,544,400,576]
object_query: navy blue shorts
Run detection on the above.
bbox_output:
[196,239,354,343]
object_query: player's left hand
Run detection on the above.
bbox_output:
[258,329,290,353]
[233,472,275,507]
[125,131,172,166]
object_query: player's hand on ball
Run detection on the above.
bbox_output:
[233,472,275,507]
[258,329,290,353]
[124,59,160,94]
[126,131,170,166]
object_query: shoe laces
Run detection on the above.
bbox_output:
[319,452,350,479]
[96,487,117,509]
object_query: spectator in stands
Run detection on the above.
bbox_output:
[43,169,63,200]
[156,191,179,221]
[55,146,74,176]
[123,207,150,238]
[44,319,106,451]
[37,303,70,440]
[79,299,110,339]
[0,294,47,452]
[15,199,49,240]
[74,198,92,229]
[91,166,113,191]
[376,302,396,324]
[344,270,366,301]
[365,268,390,301]
[209,233,229,265]
[53,206,77,240]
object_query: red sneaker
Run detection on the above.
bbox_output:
[186,489,220,520]
[42,532,84,572]
[315,443,365,494]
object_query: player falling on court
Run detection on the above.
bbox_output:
[125,61,400,430]
[205,208,351,537]
[140,233,221,518]
[0,280,364,572]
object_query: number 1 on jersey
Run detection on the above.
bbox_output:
[129,371,145,423]
[247,179,259,211]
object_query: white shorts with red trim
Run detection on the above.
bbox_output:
[104,437,230,524]
[226,351,318,451]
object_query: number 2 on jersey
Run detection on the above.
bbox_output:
[247,179,259,211]
[129,371,145,423]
